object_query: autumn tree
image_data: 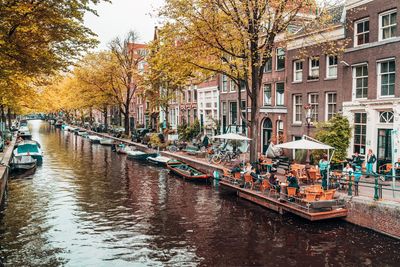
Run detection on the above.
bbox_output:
[108,31,145,135]
[159,0,340,162]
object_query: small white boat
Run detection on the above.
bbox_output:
[147,155,172,166]
[17,127,32,140]
[116,145,135,154]
[63,125,70,131]
[77,130,88,137]
[88,135,103,144]
[100,138,115,146]
[127,150,157,160]
[13,140,43,164]
[11,155,37,170]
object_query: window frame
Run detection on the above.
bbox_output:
[377,59,396,98]
[379,9,397,41]
[276,48,285,71]
[326,55,338,79]
[263,84,272,106]
[325,92,337,121]
[275,82,285,106]
[308,57,320,80]
[264,57,272,73]
[354,18,370,47]
[353,112,367,155]
[293,60,303,82]
[308,93,319,122]
[221,75,228,92]
[293,94,303,124]
[352,63,369,100]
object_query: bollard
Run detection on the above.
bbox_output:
[348,175,353,196]
[213,170,220,180]
[374,175,379,201]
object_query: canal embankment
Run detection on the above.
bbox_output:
[75,128,400,239]
[0,137,16,206]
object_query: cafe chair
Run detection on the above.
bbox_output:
[244,173,254,190]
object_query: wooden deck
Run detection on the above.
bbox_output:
[219,180,348,221]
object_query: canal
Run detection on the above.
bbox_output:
[0,120,399,266]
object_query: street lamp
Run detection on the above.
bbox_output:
[304,103,313,170]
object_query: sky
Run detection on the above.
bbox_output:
[84,0,165,50]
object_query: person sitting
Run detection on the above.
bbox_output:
[286,171,300,192]
[250,167,262,185]
[341,163,354,190]
[245,162,252,173]
[268,168,280,193]
[351,152,363,169]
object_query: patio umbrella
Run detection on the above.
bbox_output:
[275,139,333,150]
[212,133,251,141]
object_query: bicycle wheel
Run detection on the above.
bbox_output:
[168,145,178,153]
[212,154,222,164]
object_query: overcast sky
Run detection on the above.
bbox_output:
[84,0,165,50]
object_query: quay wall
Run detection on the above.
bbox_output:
[75,128,400,239]
[0,138,16,206]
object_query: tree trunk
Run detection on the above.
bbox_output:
[89,107,93,124]
[124,94,130,135]
[103,105,108,131]
[7,107,12,129]
[0,105,5,130]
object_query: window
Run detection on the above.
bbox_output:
[326,55,338,78]
[222,102,227,132]
[379,10,397,41]
[264,57,272,72]
[193,108,197,120]
[187,109,191,125]
[353,112,367,155]
[194,90,197,101]
[326,92,337,120]
[263,84,272,105]
[230,102,238,125]
[309,57,319,80]
[221,75,228,92]
[187,90,191,102]
[276,83,284,106]
[293,60,303,82]
[379,111,394,123]
[378,59,395,97]
[293,95,302,123]
[353,64,368,99]
[308,93,319,122]
[355,19,369,46]
[230,80,237,92]
[276,48,285,70]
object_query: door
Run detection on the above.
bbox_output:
[377,129,392,170]
[262,118,273,154]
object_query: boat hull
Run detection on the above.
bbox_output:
[127,153,158,161]
[166,162,210,181]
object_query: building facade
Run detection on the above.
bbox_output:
[197,76,219,135]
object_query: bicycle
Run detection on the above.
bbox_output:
[211,149,241,164]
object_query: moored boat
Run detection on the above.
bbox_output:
[99,138,115,146]
[11,155,37,171]
[166,161,210,181]
[13,140,43,165]
[127,150,157,160]
[17,126,32,140]
[88,135,103,144]
[54,120,63,128]
[147,155,172,167]
[77,130,88,137]
[115,145,135,154]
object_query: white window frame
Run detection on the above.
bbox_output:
[263,84,272,106]
[293,94,302,124]
[377,58,396,98]
[293,60,303,82]
[308,93,319,122]
[275,82,285,106]
[352,63,368,100]
[354,18,370,47]
[230,79,237,92]
[326,55,338,79]
[276,48,285,71]
[221,75,228,92]
[309,57,320,79]
[325,92,337,121]
[379,9,397,41]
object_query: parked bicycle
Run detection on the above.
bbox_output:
[211,149,241,164]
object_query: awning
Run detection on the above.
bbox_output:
[212,133,251,141]
[275,139,333,150]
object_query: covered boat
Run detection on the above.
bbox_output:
[13,140,43,164]
[147,155,172,167]
[166,161,210,181]
[88,135,103,144]
[11,155,37,170]
[115,145,135,154]
[127,150,157,160]
[99,138,115,146]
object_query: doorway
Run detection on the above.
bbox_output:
[377,129,392,170]
[262,118,273,154]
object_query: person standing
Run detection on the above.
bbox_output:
[319,154,329,190]
[354,166,362,196]
[366,149,376,178]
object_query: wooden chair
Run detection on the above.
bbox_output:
[320,190,334,200]
[287,187,297,197]
[379,163,392,174]
[222,168,232,180]
[304,192,318,202]
[260,179,269,192]
[232,172,241,185]
[244,173,254,189]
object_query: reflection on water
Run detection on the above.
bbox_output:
[0,121,399,266]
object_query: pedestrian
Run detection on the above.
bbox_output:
[366,149,376,178]
[354,166,362,196]
[319,154,329,190]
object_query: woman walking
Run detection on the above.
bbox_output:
[319,154,329,190]
[366,149,376,178]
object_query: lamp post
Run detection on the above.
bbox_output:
[304,103,313,170]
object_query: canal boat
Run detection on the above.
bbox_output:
[88,135,103,144]
[10,155,37,171]
[99,138,115,146]
[115,145,135,154]
[54,120,63,128]
[13,140,43,165]
[147,155,172,167]
[17,126,32,140]
[166,161,211,181]
[127,150,157,160]
[218,178,348,221]
[77,130,88,137]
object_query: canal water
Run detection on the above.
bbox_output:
[0,120,399,267]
